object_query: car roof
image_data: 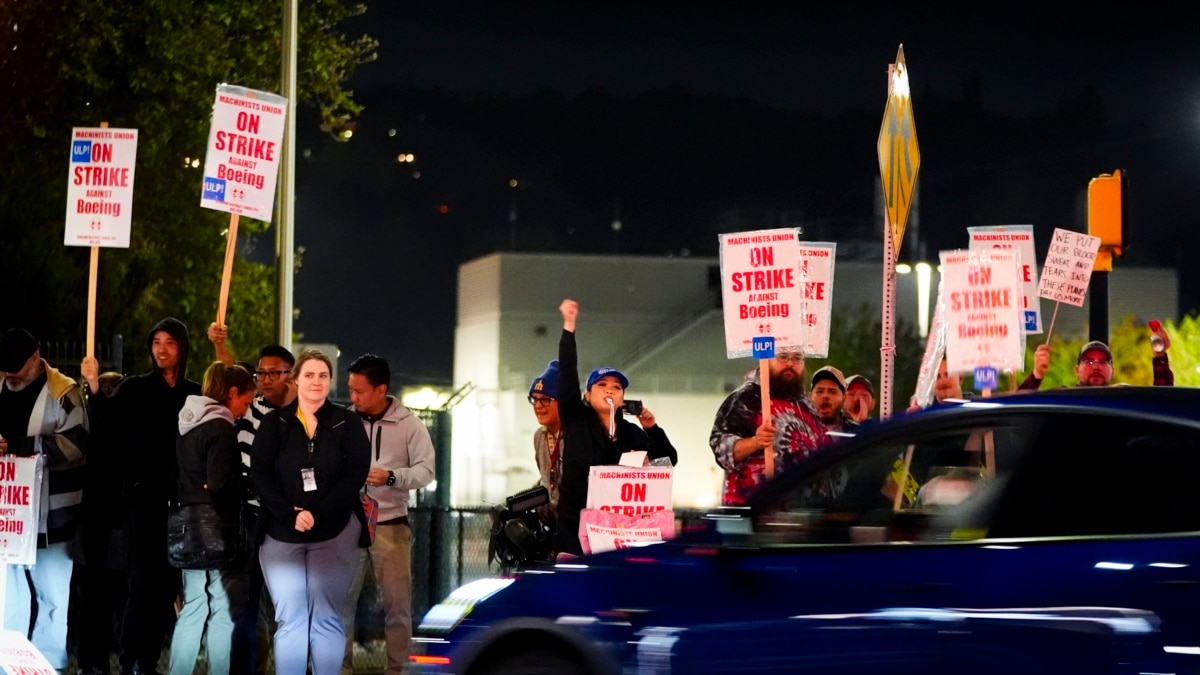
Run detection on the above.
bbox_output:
[748,385,1200,508]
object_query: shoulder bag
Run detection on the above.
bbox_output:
[167,503,246,570]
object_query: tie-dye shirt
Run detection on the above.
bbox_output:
[710,372,828,506]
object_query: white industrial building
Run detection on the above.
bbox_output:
[449,251,1177,508]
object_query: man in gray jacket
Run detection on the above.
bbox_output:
[342,354,435,675]
[1,327,88,670]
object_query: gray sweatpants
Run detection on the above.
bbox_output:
[260,516,362,675]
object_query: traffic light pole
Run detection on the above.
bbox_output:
[1089,270,1109,343]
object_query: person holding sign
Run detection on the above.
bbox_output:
[709,349,826,506]
[168,362,256,675]
[1018,336,1174,390]
[0,328,89,670]
[83,317,201,675]
[553,299,678,558]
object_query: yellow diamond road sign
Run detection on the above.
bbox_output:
[877,45,920,261]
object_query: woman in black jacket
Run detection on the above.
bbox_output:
[168,362,256,675]
[251,350,371,675]
[553,299,678,557]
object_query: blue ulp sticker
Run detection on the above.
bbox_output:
[1024,311,1038,331]
[752,337,775,359]
[72,141,92,163]
[974,366,998,390]
[202,177,227,202]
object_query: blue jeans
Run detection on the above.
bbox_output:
[168,567,250,675]
[260,516,361,675]
[4,541,74,669]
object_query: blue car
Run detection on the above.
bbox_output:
[413,386,1200,674]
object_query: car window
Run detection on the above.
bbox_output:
[757,417,1034,544]
[988,413,1200,538]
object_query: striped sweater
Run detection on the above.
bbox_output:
[4,361,89,546]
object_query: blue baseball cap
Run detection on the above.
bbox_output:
[586,366,629,390]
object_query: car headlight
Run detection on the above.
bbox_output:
[418,577,516,634]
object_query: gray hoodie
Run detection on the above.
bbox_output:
[178,395,235,434]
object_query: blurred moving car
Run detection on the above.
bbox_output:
[412,387,1200,674]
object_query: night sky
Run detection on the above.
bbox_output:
[289,3,1200,384]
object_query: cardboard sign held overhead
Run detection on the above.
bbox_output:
[718,228,807,358]
[797,242,836,358]
[1037,228,1101,307]
[968,225,1042,334]
[64,127,138,248]
[200,84,288,222]
[941,249,1025,374]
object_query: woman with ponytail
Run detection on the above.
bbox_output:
[168,361,256,675]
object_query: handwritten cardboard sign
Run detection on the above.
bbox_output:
[1037,228,1101,307]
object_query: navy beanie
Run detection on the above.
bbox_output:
[529,360,560,399]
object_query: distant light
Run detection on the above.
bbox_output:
[438,204,449,214]
[1164,645,1200,655]
[509,179,518,188]
[191,158,200,168]
[916,262,932,338]
[406,153,414,162]
[1150,562,1189,568]
[340,129,353,140]
[403,386,442,410]
[896,263,912,274]
[412,171,421,179]
[1095,561,1134,571]
[388,128,397,137]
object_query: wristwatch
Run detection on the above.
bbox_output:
[386,471,396,487]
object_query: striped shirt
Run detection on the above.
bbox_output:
[236,395,278,505]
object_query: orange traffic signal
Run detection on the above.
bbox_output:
[1087,170,1126,256]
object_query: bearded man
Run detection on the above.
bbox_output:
[709,350,827,506]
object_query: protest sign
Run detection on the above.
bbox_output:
[718,228,807,358]
[0,456,41,566]
[64,127,138,248]
[940,249,1025,374]
[968,225,1041,333]
[797,242,836,358]
[200,84,288,221]
[1037,228,1101,307]
[0,629,58,675]
[586,466,672,516]
[578,509,676,555]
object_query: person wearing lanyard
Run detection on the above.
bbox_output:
[528,360,563,529]
[252,350,370,675]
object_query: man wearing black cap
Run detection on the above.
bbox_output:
[82,317,200,675]
[0,328,88,670]
[844,374,876,423]
[809,366,859,434]
[1018,337,1174,390]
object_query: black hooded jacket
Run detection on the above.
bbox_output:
[90,317,201,508]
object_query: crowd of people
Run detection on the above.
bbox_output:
[0,308,1176,671]
[0,319,433,675]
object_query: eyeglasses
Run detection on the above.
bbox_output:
[528,395,556,407]
[256,369,291,380]
[775,354,804,364]
[1081,358,1112,368]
